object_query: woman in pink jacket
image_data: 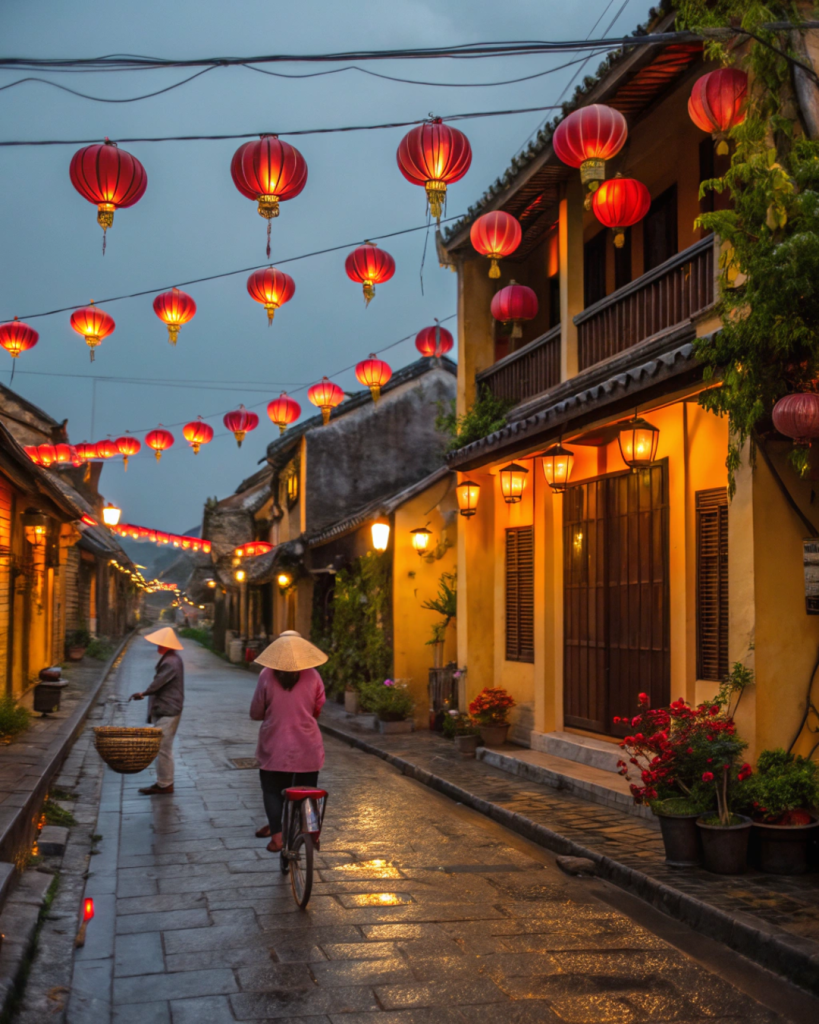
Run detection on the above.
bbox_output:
[250,630,327,853]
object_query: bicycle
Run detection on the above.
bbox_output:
[279,786,328,908]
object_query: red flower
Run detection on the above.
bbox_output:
[709,705,720,716]
[638,692,649,706]
[702,772,714,782]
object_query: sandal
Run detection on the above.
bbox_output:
[255,824,271,838]
[266,833,283,853]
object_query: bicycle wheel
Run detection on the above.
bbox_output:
[289,833,314,909]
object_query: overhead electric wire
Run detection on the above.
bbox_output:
[0,66,217,102]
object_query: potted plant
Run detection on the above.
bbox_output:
[344,685,360,715]
[364,679,416,734]
[740,748,819,875]
[443,711,480,757]
[468,687,516,747]
[693,719,753,875]
[66,626,91,661]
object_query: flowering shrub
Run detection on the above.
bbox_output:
[360,678,415,721]
[739,748,819,825]
[442,711,479,738]
[468,687,516,725]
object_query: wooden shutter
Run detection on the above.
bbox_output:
[506,526,534,663]
[696,488,728,681]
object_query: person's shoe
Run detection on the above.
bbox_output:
[266,833,283,853]
[255,824,271,838]
[138,783,174,796]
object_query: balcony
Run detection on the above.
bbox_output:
[574,235,715,372]
[476,324,561,406]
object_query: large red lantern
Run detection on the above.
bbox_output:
[0,318,39,360]
[470,212,522,278]
[76,442,98,461]
[308,377,345,425]
[116,435,141,471]
[230,135,308,256]
[223,405,259,448]
[356,355,392,403]
[490,281,538,339]
[24,446,41,464]
[54,443,73,465]
[69,139,147,251]
[153,289,196,346]
[247,268,295,325]
[183,417,214,455]
[415,323,454,358]
[345,243,395,306]
[397,119,472,220]
[267,392,301,435]
[37,444,57,467]
[592,178,651,248]
[70,304,115,363]
[145,427,174,462]
[95,439,118,459]
[772,393,819,446]
[688,69,748,154]
[553,104,628,202]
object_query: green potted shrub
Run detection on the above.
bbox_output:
[694,722,753,875]
[468,687,516,747]
[443,711,480,757]
[739,749,819,875]
[66,626,91,661]
[363,679,415,735]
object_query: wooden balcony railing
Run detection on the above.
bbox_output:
[476,324,561,406]
[574,235,715,372]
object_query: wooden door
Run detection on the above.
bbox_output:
[563,464,669,735]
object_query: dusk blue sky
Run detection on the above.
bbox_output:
[0,0,655,532]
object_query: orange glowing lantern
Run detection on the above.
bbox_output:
[470,211,522,278]
[499,462,528,504]
[355,355,392,403]
[0,318,39,361]
[223,405,259,448]
[145,427,174,462]
[230,135,308,256]
[95,439,118,459]
[456,479,480,518]
[247,268,295,325]
[267,392,301,435]
[70,304,115,363]
[553,104,628,203]
[541,444,574,493]
[183,417,214,454]
[618,417,660,470]
[24,446,41,464]
[76,442,98,461]
[397,118,472,220]
[116,435,141,471]
[308,377,344,425]
[345,243,395,306]
[54,443,73,465]
[234,541,273,558]
[69,140,147,251]
[415,323,454,358]
[153,288,196,345]
[592,177,651,248]
[688,69,748,155]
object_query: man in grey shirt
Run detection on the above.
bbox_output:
[131,627,185,796]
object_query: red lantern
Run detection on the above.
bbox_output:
[37,444,57,467]
[116,435,141,471]
[145,427,174,462]
[0,318,38,360]
[308,377,345,425]
[355,355,392,403]
[470,212,522,278]
[772,393,819,446]
[247,268,295,325]
[69,139,147,251]
[553,104,628,202]
[397,118,472,220]
[592,178,651,248]
[54,443,73,465]
[24,446,41,464]
[235,541,273,558]
[230,135,308,256]
[93,439,117,459]
[223,405,259,448]
[345,243,395,306]
[490,281,538,339]
[267,392,301,435]
[70,304,115,363]
[76,442,98,461]
[153,288,196,346]
[688,69,748,155]
[183,417,214,454]
[415,323,454,358]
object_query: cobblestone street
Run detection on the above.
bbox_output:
[57,638,813,1023]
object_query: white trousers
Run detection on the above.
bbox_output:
[153,714,181,787]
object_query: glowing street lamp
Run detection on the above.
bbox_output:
[456,480,480,518]
[618,417,660,470]
[411,526,432,555]
[102,502,121,526]
[235,569,246,582]
[371,519,390,552]
[277,573,292,589]
[499,462,528,504]
[541,445,574,493]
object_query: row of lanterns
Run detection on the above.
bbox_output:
[109,521,212,554]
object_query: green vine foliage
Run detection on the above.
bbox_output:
[675,1,819,490]
[319,552,392,695]
[436,385,512,453]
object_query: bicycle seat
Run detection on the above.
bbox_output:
[284,787,328,800]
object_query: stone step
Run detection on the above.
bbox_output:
[530,730,624,773]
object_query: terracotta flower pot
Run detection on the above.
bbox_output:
[67,646,86,662]
[454,734,479,758]
[697,814,752,875]
[751,817,819,875]
[655,812,701,868]
[479,723,509,747]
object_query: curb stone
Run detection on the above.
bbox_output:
[320,719,819,998]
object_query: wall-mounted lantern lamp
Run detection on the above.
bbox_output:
[235,569,246,582]
[371,518,390,552]
[22,512,50,546]
[456,479,480,518]
[541,444,575,493]
[499,462,529,504]
[206,579,217,589]
[102,502,121,526]
[618,416,660,470]
[410,526,432,555]
[277,572,292,589]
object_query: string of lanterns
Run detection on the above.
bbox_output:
[109,522,212,554]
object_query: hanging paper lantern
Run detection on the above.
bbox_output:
[688,69,748,155]
[355,355,392,403]
[0,318,39,359]
[541,444,575,493]
[553,104,628,203]
[308,377,345,425]
[345,243,395,306]
[183,417,214,454]
[76,442,98,461]
[145,427,174,462]
[470,212,522,278]
[115,435,141,471]
[267,392,301,435]
[54,443,73,465]
[230,135,308,256]
[70,304,115,363]
[772,393,819,446]
[69,139,147,251]
[397,118,472,220]
[36,444,57,467]
[95,439,119,459]
[223,405,259,448]
[24,446,41,464]
[153,288,196,345]
[490,281,538,339]
[592,178,651,248]
[247,268,295,325]
[234,541,273,558]
[415,323,454,358]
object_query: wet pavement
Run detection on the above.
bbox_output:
[64,638,815,1023]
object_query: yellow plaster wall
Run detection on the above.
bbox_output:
[456,469,496,708]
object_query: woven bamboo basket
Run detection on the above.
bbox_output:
[93,727,162,775]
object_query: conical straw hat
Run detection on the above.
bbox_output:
[254,630,327,671]
[144,627,184,651]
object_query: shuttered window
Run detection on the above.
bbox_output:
[506,526,534,663]
[696,488,728,681]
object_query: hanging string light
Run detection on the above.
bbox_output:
[153,288,197,345]
[247,267,295,325]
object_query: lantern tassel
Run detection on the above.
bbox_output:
[278,424,286,436]
[370,385,381,404]
[90,350,95,363]
[123,457,128,472]
[155,450,161,462]
[266,221,271,260]
[489,258,500,279]
[321,407,331,426]
[363,282,375,306]
[167,326,179,346]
